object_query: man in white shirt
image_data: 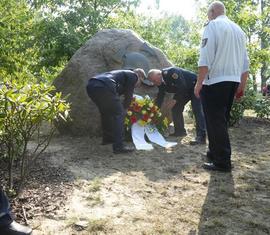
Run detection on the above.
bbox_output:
[194,1,249,172]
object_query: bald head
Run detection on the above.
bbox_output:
[208,1,226,20]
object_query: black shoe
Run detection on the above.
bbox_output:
[202,162,232,172]
[113,146,135,154]
[169,132,187,137]
[189,136,206,145]
[1,221,32,235]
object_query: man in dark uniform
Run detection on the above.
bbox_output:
[86,68,146,154]
[147,67,206,145]
[0,187,32,235]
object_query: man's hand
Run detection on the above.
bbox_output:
[235,71,249,100]
[194,82,203,98]
[235,83,245,100]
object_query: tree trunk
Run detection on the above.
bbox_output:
[260,0,270,90]
[8,157,14,190]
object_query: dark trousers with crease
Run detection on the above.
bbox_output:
[86,80,125,150]
[172,92,206,138]
[201,81,239,168]
[0,187,13,228]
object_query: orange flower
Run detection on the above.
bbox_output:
[150,106,157,112]
[133,104,141,112]
[142,114,149,121]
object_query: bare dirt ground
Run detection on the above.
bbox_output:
[2,113,270,235]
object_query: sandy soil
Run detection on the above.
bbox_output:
[6,114,270,235]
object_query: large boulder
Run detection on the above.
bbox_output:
[53,29,173,136]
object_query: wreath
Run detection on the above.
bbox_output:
[125,96,169,134]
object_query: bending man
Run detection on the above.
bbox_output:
[86,68,146,154]
[148,67,206,145]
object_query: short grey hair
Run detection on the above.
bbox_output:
[134,68,146,81]
[208,1,226,15]
[147,69,161,81]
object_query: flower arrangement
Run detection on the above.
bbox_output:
[125,96,169,134]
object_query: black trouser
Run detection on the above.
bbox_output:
[86,80,125,150]
[0,187,13,228]
[172,92,206,138]
[201,81,239,168]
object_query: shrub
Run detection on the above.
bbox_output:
[0,79,70,191]
[254,97,270,119]
[229,84,257,126]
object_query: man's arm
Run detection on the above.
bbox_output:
[235,71,249,98]
[236,45,250,97]
[194,66,208,98]
[122,73,137,109]
[195,22,216,98]
[155,85,166,108]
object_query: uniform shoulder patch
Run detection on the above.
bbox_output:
[201,38,208,48]
[172,73,178,80]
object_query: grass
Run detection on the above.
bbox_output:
[86,194,104,206]
[87,219,108,233]
[87,177,102,192]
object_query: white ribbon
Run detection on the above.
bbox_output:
[131,123,177,150]
[130,94,177,150]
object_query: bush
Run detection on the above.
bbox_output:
[0,79,70,191]
[229,87,256,126]
[254,97,270,119]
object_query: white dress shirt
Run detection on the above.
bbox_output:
[198,15,249,85]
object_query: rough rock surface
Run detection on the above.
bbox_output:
[53,29,173,136]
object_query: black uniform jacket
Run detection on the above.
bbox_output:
[156,67,197,107]
[92,70,138,109]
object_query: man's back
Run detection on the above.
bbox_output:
[199,15,249,85]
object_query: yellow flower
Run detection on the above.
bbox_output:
[163,117,169,127]
[124,118,129,125]
[142,110,146,114]
[127,111,132,116]
[138,120,146,126]
[137,99,145,106]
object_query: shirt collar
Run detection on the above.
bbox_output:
[215,15,228,20]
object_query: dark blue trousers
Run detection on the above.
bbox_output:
[201,81,239,168]
[0,188,13,227]
[86,80,125,150]
[172,92,206,137]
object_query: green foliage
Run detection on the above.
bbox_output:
[254,97,270,119]
[229,83,257,126]
[219,0,270,89]
[33,0,140,69]
[0,79,70,191]
[106,10,199,71]
[0,0,39,80]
